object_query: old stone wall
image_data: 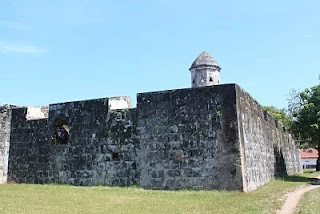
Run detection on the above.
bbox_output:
[236,85,302,191]
[8,99,139,186]
[0,105,13,184]
[47,99,138,186]
[137,84,244,190]
[8,107,50,183]
[4,84,303,191]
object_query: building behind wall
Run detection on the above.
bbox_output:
[300,148,318,169]
[0,52,302,191]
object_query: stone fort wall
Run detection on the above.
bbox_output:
[137,85,242,190]
[0,105,13,184]
[236,86,302,191]
[8,99,139,186]
[0,84,301,191]
[8,108,49,183]
[137,84,243,190]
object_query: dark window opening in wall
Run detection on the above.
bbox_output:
[52,118,69,145]
[192,79,195,84]
[209,77,213,82]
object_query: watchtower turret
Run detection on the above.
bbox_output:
[189,51,221,88]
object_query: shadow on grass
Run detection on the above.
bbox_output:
[276,174,319,185]
[303,169,316,174]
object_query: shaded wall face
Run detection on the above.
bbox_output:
[48,99,139,186]
[8,108,49,184]
[137,84,243,190]
[8,99,139,186]
[236,86,302,191]
[0,107,12,184]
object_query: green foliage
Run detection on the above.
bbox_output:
[288,84,320,148]
[263,106,292,130]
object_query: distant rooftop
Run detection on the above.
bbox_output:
[300,148,318,159]
[189,51,220,69]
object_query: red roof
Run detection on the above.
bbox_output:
[300,148,318,159]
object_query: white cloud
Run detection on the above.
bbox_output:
[0,42,45,54]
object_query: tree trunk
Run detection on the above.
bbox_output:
[317,141,320,171]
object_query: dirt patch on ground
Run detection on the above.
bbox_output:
[277,176,320,214]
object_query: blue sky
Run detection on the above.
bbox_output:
[0,0,319,109]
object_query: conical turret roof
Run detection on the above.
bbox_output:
[190,51,219,69]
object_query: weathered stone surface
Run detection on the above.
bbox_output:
[0,105,14,184]
[189,51,221,87]
[8,98,139,186]
[108,96,132,110]
[137,84,243,190]
[236,86,302,191]
[2,85,302,191]
[8,107,49,184]
[26,106,49,120]
[190,51,220,68]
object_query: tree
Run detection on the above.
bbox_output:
[263,106,292,130]
[288,84,320,171]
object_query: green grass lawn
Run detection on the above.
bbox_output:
[0,172,319,214]
[300,169,320,177]
[294,169,320,214]
[295,187,320,214]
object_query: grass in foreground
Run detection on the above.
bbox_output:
[294,169,320,214]
[0,172,319,214]
[295,187,320,214]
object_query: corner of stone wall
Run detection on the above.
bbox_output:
[234,85,249,192]
[234,85,302,192]
[0,105,15,184]
[11,107,27,121]
[137,85,244,190]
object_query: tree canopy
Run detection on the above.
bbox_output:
[288,84,320,170]
[262,106,292,130]
[289,85,320,147]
